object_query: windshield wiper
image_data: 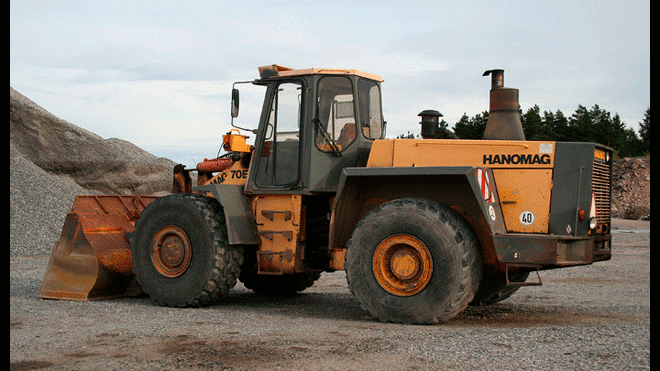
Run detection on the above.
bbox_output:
[314,118,342,157]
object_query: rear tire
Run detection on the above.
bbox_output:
[130,194,243,307]
[345,198,482,324]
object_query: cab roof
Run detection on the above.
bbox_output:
[258,64,384,82]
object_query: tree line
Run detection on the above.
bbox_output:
[451,105,650,158]
[401,105,650,158]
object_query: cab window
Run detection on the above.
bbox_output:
[358,78,384,139]
[315,76,356,153]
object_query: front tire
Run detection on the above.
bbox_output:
[130,194,243,307]
[345,198,482,324]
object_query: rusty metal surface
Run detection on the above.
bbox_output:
[482,69,526,141]
[252,194,302,274]
[491,233,611,270]
[37,195,158,301]
[172,164,192,193]
[483,69,504,89]
[372,235,433,296]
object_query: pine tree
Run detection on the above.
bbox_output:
[522,105,542,140]
[617,127,644,158]
[638,107,650,155]
[453,112,488,139]
[590,105,625,148]
[568,105,592,142]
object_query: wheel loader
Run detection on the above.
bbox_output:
[38,65,612,324]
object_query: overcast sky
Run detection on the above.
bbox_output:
[10,0,650,166]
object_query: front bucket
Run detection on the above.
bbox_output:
[37,195,158,301]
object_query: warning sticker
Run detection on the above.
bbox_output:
[539,143,553,154]
[476,168,494,202]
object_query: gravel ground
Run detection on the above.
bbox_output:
[10,219,649,370]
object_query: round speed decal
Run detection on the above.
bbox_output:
[519,211,535,226]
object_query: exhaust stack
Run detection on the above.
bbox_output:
[482,69,526,141]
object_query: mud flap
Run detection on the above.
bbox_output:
[37,195,157,301]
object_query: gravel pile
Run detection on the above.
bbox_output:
[9,143,98,258]
[612,157,650,220]
[10,87,175,195]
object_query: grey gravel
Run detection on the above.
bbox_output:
[10,220,649,370]
[10,143,99,259]
[9,86,649,369]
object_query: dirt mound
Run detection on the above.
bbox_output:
[611,157,650,220]
[10,87,175,195]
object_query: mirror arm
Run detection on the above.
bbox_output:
[230,80,259,134]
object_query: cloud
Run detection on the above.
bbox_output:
[10,0,649,164]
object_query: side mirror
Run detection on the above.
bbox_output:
[231,88,240,118]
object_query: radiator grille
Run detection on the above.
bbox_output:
[592,156,612,233]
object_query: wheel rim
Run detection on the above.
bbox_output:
[150,226,192,278]
[372,235,433,296]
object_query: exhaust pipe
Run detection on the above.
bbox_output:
[418,110,458,139]
[482,69,526,141]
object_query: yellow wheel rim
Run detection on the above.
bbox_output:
[372,235,433,296]
[150,226,192,278]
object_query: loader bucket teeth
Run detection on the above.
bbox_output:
[37,195,158,301]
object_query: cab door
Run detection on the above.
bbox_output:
[252,80,304,189]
